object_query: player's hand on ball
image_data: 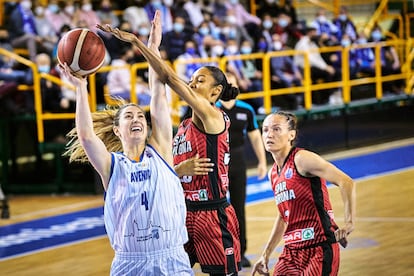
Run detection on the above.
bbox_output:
[60,62,87,86]
[97,24,137,44]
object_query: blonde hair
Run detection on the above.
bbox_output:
[64,101,145,163]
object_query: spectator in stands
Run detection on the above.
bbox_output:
[106,46,151,105]
[256,13,276,52]
[332,6,358,42]
[176,40,202,83]
[226,39,264,114]
[310,8,339,44]
[33,3,58,55]
[193,20,223,58]
[6,0,51,61]
[369,25,404,94]
[75,0,101,32]
[220,11,254,46]
[161,16,194,61]
[171,0,195,34]
[270,33,303,110]
[294,27,338,105]
[339,33,359,80]
[224,0,261,40]
[144,0,173,33]
[355,31,375,76]
[44,0,75,34]
[274,11,302,49]
[122,0,150,34]
[36,53,74,143]
[96,0,120,28]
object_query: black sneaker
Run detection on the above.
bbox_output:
[241,255,251,267]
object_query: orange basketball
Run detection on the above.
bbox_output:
[57,28,106,77]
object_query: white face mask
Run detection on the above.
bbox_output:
[35,6,44,16]
[82,4,92,12]
[20,0,32,11]
[163,0,173,7]
[65,5,75,15]
[273,41,282,50]
[226,45,238,55]
[211,45,224,56]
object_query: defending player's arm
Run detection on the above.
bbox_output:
[294,149,356,246]
[96,20,224,133]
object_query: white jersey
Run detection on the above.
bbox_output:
[104,145,188,253]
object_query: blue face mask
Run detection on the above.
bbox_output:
[240,46,252,54]
[341,39,351,47]
[278,19,289,28]
[263,20,273,29]
[48,4,59,13]
[186,47,196,55]
[199,27,209,36]
[38,65,50,73]
[339,14,347,22]
[371,30,382,41]
[173,23,184,33]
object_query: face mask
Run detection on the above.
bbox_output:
[151,0,162,9]
[230,0,239,4]
[65,6,75,15]
[35,6,44,16]
[226,45,238,55]
[211,45,224,56]
[371,30,382,41]
[186,47,196,55]
[138,27,149,36]
[163,0,173,7]
[82,4,92,12]
[357,38,367,44]
[199,27,209,36]
[258,41,267,50]
[263,20,273,29]
[20,0,32,11]
[38,65,50,73]
[278,19,289,28]
[341,39,351,47]
[173,22,184,33]
[48,4,59,13]
[240,46,251,54]
[227,16,237,25]
[266,0,275,3]
[273,41,282,50]
[339,14,347,22]
[318,16,327,23]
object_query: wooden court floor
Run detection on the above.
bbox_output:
[1,140,414,276]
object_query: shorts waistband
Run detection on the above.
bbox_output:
[115,245,185,260]
[186,197,229,211]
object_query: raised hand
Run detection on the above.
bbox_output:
[148,10,162,49]
[96,24,137,44]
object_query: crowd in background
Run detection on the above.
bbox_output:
[0,0,407,141]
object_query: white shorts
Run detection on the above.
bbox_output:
[110,245,194,276]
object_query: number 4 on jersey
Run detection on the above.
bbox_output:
[141,191,149,210]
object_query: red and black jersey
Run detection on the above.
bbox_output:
[173,109,231,201]
[270,147,338,249]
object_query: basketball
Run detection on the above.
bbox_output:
[57,28,106,77]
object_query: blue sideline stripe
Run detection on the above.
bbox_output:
[0,207,105,260]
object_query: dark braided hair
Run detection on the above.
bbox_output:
[204,66,239,101]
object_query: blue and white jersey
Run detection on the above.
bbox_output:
[104,145,188,253]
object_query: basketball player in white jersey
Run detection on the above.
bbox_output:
[61,11,193,275]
